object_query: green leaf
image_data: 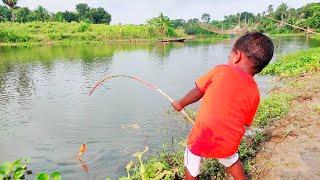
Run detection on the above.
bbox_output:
[1,162,13,176]
[12,159,21,167]
[36,173,49,180]
[13,168,24,179]
[50,171,61,180]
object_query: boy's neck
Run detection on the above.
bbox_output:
[229,64,256,77]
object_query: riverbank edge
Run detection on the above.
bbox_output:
[0,33,318,48]
[119,47,320,179]
[0,36,229,48]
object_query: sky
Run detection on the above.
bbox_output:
[0,0,318,24]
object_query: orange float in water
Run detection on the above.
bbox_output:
[78,143,87,157]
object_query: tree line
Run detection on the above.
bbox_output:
[168,2,320,35]
[0,1,319,36]
[0,1,111,24]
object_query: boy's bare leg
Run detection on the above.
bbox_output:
[227,160,246,180]
[185,168,199,180]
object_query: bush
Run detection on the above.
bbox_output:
[0,29,30,42]
[77,22,90,32]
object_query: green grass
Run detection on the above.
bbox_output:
[121,93,292,179]
[262,47,320,77]
[254,94,292,127]
[0,22,167,44]
[0,22,229,47]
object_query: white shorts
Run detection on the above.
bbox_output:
[184,148,239,177]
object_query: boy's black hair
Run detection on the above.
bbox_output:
[232,32,274,73]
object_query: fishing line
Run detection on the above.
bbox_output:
[89,74,194,124]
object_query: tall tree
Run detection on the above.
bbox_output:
[34,6,49,21]
[267,5,273,16]
[201,13,211,23]
[89,7,111,24]
[0,5,11,21]
[61,11,78,22]
[76,3,90,22]
[2,0,18,21]
[275,3,289,22]
[147,13,171,35]
[15,7,29,22]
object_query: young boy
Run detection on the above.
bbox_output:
[171,32,274,180]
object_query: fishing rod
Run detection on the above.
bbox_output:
[89,74,195,124]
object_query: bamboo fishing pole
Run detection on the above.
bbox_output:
[264,16,320,35]
[89,75,195,124]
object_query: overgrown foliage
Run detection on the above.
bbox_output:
[0,22,167,44]
[0,158,61,180]
[0,158,30,180]
[262,47,320,76]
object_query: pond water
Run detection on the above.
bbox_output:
[0,35,319,179]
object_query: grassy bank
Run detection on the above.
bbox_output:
[0,22,228,47]
[121,47,320,179]
[0,22,167,45]
[262,47,320,76]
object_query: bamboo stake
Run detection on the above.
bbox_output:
[89,75,195,124]
[264,16,320,35]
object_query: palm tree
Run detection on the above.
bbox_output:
[267,5,273,16]
[277,3,288,22]
[2,0,18,21]
[35,6,49,21]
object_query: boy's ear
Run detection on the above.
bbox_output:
[231,49,241,64]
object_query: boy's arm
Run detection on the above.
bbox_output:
[171,87,204,111]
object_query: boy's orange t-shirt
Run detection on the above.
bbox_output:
[188,65,260,158]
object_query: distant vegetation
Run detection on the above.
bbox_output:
[0,22,167,45]
[0,1,319,46]
[169,2,320,35]
[0,2,111,24]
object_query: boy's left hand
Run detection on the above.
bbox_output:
[171,101,184,111]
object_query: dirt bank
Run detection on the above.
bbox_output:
[252,72,320,179]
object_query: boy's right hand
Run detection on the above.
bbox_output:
[171,101,184,111]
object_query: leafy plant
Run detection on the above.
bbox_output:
[36,171,61,180]
[0,158,31,180]
[262,47,320,77]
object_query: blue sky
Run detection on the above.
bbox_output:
[0,0,318,24]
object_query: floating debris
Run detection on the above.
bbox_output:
[121,123,140,129]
